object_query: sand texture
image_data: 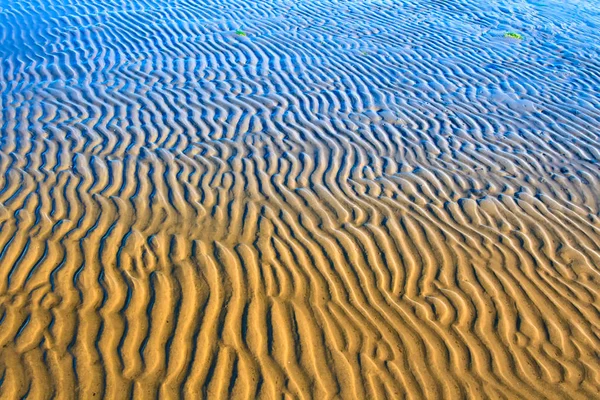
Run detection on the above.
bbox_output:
[1,0,600,398]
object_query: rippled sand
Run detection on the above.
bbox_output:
[1,0,600,398]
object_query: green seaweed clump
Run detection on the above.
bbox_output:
[235,29,247,37]
[504,32,523,40]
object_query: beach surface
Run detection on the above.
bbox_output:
[1,0,600,398]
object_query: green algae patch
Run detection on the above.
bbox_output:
[504,32,523,40]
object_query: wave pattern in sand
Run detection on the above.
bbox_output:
[1,0,600,398]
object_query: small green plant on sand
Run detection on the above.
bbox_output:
[504,32,523,40]
[235,29,247,36]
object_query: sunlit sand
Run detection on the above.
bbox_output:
[1,0,599,398]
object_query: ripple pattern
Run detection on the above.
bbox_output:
[1,0,600,398]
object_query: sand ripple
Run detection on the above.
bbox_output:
[1,0,600,398]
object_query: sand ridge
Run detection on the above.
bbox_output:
[1,0,600,398]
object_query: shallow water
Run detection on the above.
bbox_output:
[1,0,600,398]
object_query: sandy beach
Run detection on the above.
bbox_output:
[1,0,600,398]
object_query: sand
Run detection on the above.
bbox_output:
[1,0,600,398]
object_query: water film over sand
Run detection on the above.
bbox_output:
[1,0,600,398]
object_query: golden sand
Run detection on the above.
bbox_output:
[1,0,599,398]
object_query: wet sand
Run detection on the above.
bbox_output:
[1,0,600,398]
